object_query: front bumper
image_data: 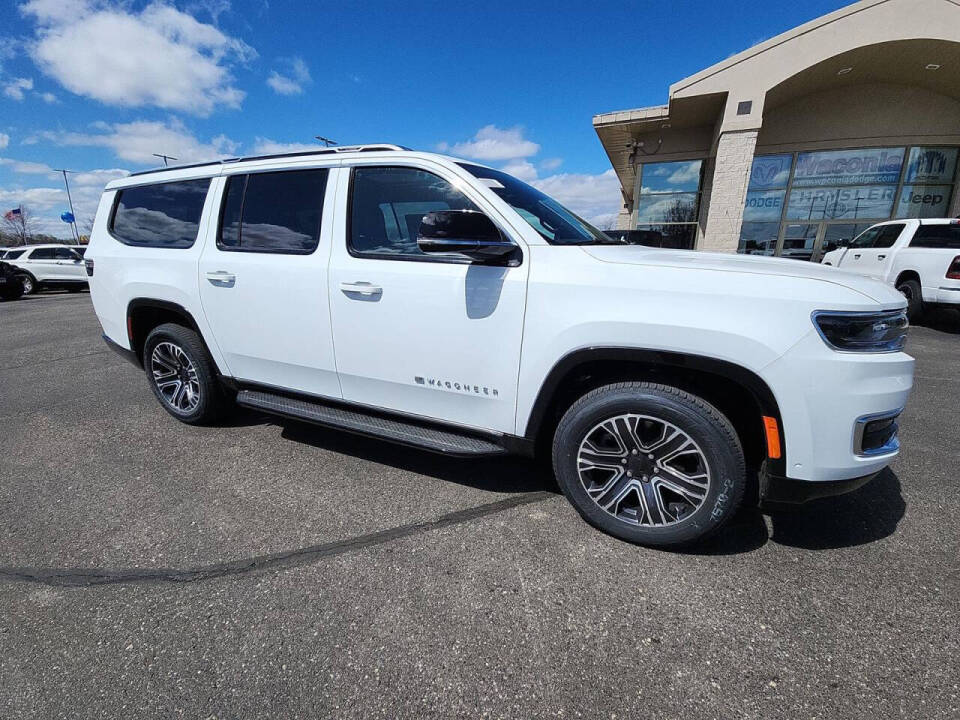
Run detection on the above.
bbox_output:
[761,327,913,483]
[760,469,879,507]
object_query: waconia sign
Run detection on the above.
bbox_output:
[793,148,904,187]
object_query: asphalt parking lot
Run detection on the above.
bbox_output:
[1,292,958,719]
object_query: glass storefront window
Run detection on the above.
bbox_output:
[635,160,703,242]
[634,224,697,250]
[738,145,957,262]
[904,147,958,184]
[748,154,792,190]
[896,185,954,218]
[792,147,904,187]
[738,221,778,255]
[786,185,897,221]
[744,190,786,221]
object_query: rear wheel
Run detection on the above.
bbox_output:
[896,278,923,322]
[552,382,746,548]
[143,323,228,425]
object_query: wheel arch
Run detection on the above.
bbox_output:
[126,298,211,369]
[894,268,921,287]
[523,347,786,478]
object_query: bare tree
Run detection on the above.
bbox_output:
[1,206,37,246]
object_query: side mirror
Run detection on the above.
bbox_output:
[417,210,517,263]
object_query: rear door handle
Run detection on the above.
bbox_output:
[853,253,861,259]
[877,255,886,260]
[205,270,236,287]
[340,281,382,297]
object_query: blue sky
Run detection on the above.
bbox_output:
[0,0,848,237]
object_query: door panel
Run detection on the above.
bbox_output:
[198,170,341,398]
[328,163,528,434]
[53,247,85,280]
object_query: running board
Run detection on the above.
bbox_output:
[236,389,508,457]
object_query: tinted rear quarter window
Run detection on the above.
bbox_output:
[218,169,328,254]
[911,224,960,249]
[111,179,210,248]
[4,249,25,259]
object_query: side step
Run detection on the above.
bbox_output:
[236,389,508,457]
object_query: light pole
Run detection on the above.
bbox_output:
[152,153,178,166]
[53,169,81,245]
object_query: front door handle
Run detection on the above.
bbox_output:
[877,255,886,260]
[205,270,236,287]
[340,281,382,297]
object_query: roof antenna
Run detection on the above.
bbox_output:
[314,136,338,147]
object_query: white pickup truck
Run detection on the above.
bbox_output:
[821,219,960,320]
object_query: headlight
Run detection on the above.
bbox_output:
[812,310,908,352]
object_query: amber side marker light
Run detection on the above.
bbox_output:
[762,416,782,459]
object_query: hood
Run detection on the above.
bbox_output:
[580,245,902,304]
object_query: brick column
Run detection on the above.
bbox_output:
[701,129,759,253]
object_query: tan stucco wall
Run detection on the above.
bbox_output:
[757,83,960,152]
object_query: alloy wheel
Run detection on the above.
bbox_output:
[150,341,201,414]
[577,414,711,527]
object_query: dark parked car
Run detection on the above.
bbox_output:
[0,260,26,301]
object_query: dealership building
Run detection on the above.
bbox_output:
[593,0,960,261]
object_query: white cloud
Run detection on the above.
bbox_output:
[0,163,129,238]
[667,163,700,185]
[441,125,540,161]
[267,56,310,95]
[42,119,238,164]
[4,77,33,100]
[500,159,538,182]
[0,133,8,149]
[37,91,57,103]
[251,137,322,155]
[21,0,255,115]
[443,124,619,227]
[531,169,621,227]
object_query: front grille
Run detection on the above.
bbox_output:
[854,411,901,456]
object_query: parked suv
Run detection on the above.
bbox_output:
[4,243,88,294]
[85,145,914,547]
[821,219,960,320]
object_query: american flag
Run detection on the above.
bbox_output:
[3,207,21,221]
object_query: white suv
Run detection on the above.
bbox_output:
[3,243,88,294]
[85,145,914,547]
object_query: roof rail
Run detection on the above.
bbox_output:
[129,143,409,177]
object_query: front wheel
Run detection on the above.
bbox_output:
[17,273,35,295]
[143,323,228,425]
[896,278,923,322]
[552,382,746,548]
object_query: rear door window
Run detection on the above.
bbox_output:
[110,179,210,248]
[218,169,328,254]
[873,224,905,249]
[910,224,960,249]
[29,247,56,259]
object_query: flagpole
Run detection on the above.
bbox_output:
[56,169,81,244]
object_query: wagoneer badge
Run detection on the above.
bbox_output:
[415,376,499,397]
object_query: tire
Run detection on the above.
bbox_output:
[17,273,35,295]
[143,323,228,425]
[552,382,746,548]
[896,278,923,322]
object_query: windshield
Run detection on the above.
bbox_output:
[458,163,610,245]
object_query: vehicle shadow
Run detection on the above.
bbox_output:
[274,419,905,553]
[693,468,906,555]
[916,307,960,334]
[277,419,558,496]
